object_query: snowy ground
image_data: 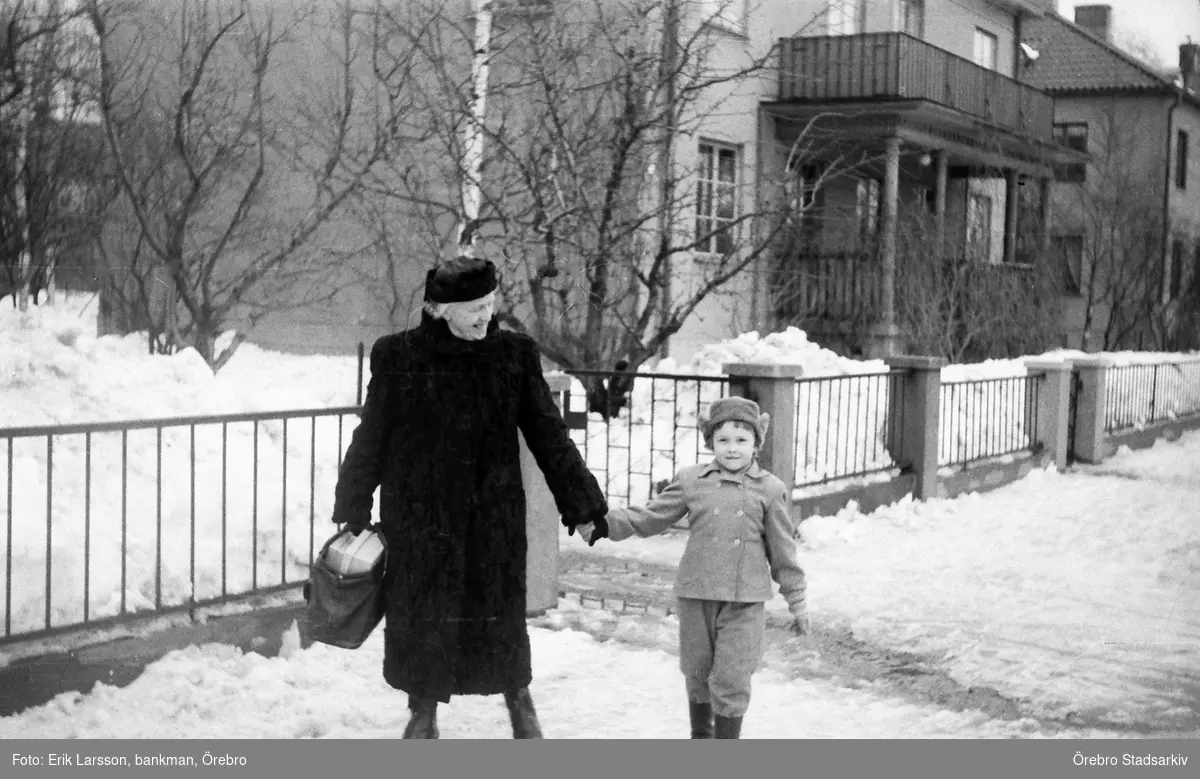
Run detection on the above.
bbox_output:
[557,433,1200,734]
[1,294,1198,738]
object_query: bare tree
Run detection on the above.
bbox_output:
[369,0,829,401]
[1,0,98,309]
[1052,97,1173,352]
[86,0,415,369]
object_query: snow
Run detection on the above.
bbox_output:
[1,294,1199,738]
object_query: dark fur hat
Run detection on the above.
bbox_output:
[424,256,499,304]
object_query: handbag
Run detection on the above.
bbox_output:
[303,525,388,650]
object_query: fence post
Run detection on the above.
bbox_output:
[883,356,945,500]
[1071,357,1112,464]
[520,372,574,617]
[1023,359,1072,471]
[722,363,804,497]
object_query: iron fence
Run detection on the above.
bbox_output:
[939,374,1041,469]
[1103,360,1200,433]
[0,408,360,645]
[561,370,731,508]
[793,371,907,487]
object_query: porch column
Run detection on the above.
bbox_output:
[868,136,901,358]
[934,150,948,255]
[1003,169,1019,265]
[1039,176,1052,255]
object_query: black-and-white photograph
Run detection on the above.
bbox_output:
[1,0,1198,762]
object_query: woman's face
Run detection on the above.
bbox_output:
[440,292,496,340]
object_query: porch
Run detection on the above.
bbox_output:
[761,32,1083,357]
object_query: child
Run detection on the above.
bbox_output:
[579,397,809,739]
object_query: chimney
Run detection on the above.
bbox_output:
[1074,5,1112,43]
[1181,41,1198,88]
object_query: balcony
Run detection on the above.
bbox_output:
[770,252,1044,326]
[777,33,1054,142]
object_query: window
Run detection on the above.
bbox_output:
[855,178,880,243]
[827,0,864,36]
[1177,130,1189,190]
[1170,239,1185,299]
[898,0,925,38]
[1194,242,1200,299]
[1052,234,1084,295]
[698,0,745,33]
[967,192,992,262]
[973,28,998,70]
[695,143,740,255]
[1052,123,1088,183]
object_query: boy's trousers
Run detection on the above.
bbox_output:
[677,597,765,717]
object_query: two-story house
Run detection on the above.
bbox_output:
[1022,5,1200,352]
[586,0,1085,362]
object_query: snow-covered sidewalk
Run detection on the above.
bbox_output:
[559,431,1200,733]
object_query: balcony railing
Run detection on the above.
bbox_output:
[777,32,1054,142]
[769,252,1041,324]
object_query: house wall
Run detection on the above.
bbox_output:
[1048,94,1173,351]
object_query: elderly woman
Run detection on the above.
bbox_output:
[331,256,609,739]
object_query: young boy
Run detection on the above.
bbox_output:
[579,397,809,739]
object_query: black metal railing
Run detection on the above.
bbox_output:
[939,374,1041,468]
[777,32,1055,141]
[561,370,731,507]
[1104,360,1200,433]
[0,408,360,645]
[794,371,907,486]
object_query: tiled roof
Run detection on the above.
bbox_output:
[1021,12,1173,94]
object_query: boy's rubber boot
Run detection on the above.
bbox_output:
[402,697,440,739]
[504,687,544,739]
[688,701,715,739]
[714,714,743,739]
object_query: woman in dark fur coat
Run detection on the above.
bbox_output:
[330,256,609,739]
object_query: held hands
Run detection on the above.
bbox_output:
[574,517,609,547]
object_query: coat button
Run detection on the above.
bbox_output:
[737,510,744,516]
[733,539,741,546]
[713,509,720,516]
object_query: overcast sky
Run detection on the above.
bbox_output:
[1055,0,1200,70]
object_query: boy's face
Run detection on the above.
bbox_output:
[711,420,757,473]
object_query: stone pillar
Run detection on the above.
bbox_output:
[884,356,946,500]
[723,363,805,496]
[1023,359,1073,471]
[520,372,574,616]
[1071,357,1112,464]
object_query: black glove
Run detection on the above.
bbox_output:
[341,520,370,537]
[585,515,609,546]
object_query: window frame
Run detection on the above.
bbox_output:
[1051,233,1084,296]
[1169,239,1185,300]
[966,191,993,263]
[695,141,742,256]
[897,0,925,38]
[698,0,747,35]
[973,27,999,71]
[827,0,866,36]
[1052,122,1089,183]
[1176,129,1189,190]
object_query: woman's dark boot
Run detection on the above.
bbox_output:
[688,701,714,739]
[503,687,544,739]
[714,714,743,739]
[402,697,440,739]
